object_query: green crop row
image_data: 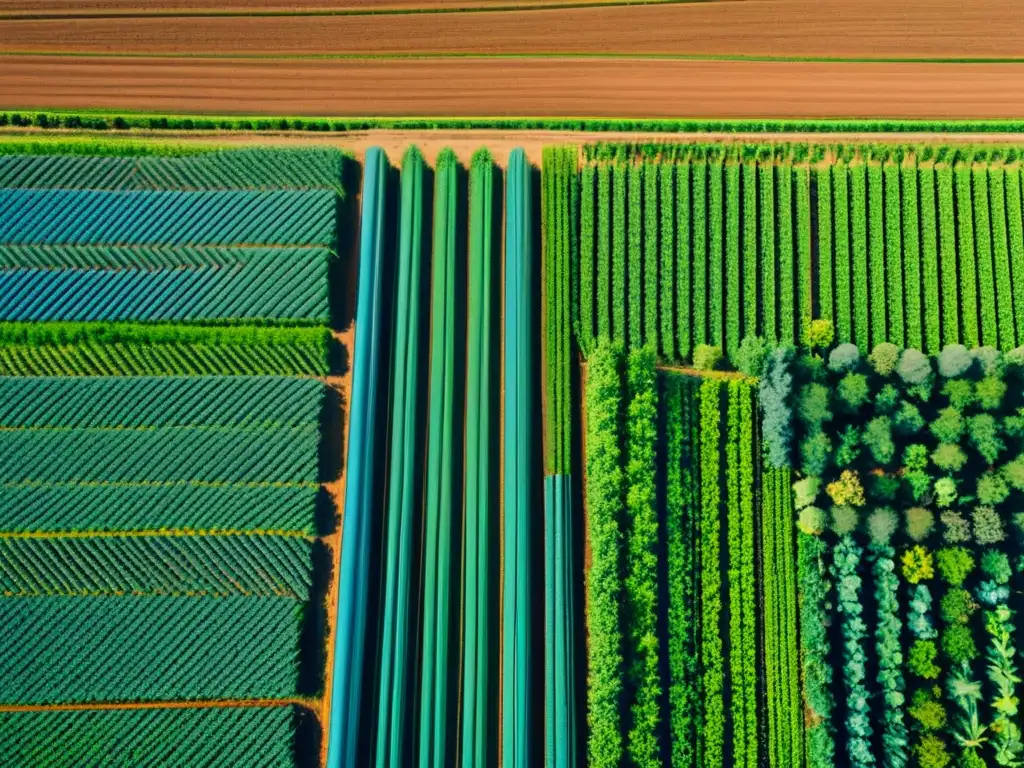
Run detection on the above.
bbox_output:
[624,346,661,768]
[798,531,837,767]
[584,339,626,768]
[0,706,300,768]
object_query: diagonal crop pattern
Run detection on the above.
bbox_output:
[0,189,336,247]
[0,595,303,704]
[1,425,320,484]
[0,533,313,598]
[0,706,300,768]
[0,483,318,534]
[0,147,346,193]
[0,376,323,429]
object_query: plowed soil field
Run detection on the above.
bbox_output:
[2,0,1022,57]
[2,56,1024,119]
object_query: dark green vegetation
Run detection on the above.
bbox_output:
[575,143,1024,363]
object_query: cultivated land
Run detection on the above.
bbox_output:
[3,57,1024,119]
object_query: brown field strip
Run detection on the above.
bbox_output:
[0,0,1021,58]
[0,0,723,18]
[2,56,1024,119]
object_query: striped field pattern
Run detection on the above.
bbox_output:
[0,147,345,193]
[0,248,331,322]
[0,534,314,598]
[0,483,318,534]
[0,189,336,247]
[0,596,303,704]
[0,376,323,429]
[0,706,300,768]
[1,425,321,484]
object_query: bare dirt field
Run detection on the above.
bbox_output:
[1,0,1021,58]
[2,56,1024,120]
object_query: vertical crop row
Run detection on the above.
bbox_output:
[936,166,959,346]
[375,147,425,766]
[629,163,643,349]
[833,162,852,344]
[868,163,887,348]
[584,340,625,768]
[834,535,873,768]
[597,163,612,340]
[700,379,724,767]
[660,164,676,360]
[851,163,870,349]
[579,163,595,356]
[624,346,661,768]
[727,380,757,767]
[743,162,758,341]
[709,161,725,349]
[644,163,659,350]
[692,162,708,348]
[817,165,834,333]
[546,473,577,768]
[462,149,495,765]
[972,166,998,347]
[503,147,534,768]
[954,165,979,347]
[918,165,941,353]
[796,165,813,339]
[883,163,904,347]
[329,146,389,768]
[798,531,836,768]
[543,146,575,475]
[676,162,692,360]
[901,163,921,351]
[988,168,1015,350]
[613,163,627,343]
[762,468,804,768]
[1007,169,1024,344]
[418,148,459,768]
[759,162,777,344]
[665,374,699,768]
[725,163,741,358]
[776,164,794,346]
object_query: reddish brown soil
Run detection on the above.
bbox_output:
[1,0,1022,58]
[3,55,1024,119]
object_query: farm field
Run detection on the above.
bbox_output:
[5,131,1024,768]
[3,57,1024,120]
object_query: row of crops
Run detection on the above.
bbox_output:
[570,144,1024,363]
[0,144,345,766]
[328,145,553,767]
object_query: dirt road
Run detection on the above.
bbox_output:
[2,55,1024,120]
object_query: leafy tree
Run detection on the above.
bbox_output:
[971,346,1003,377]
[804,318,835,350]
[759,347,793,468]
[872,473,902,501]
[831,505,860,536]
[838,373,870,411]
[932,444,967,473]
[828,342,861,372]
[941,379,975,410]
[801,432,832,477]
[908,584,938,640]
[827,470,865,507]
[836,426,862,467]
[894,401,926,434]
[868,507,899,547]
[935,478,959,509]
[903,546,935,583]
[940,589,977,625]
[908,640,941,679]
[693,344,723,371]
[1002,456,1024,492]
[798,383,833,427]
[967,414,1003,465]
[906,471,933,503]
[972,506,1006,546]
[941,511,971,543]
[976,473,1009,506]
[980,551,1012,584]
[793,476,820,509]
[905,444,930,471]
[931,408,965,444]
[936,547,975,586]
[915,734,951,768]
[909,689,947,731]
[870,343,901,376]
[735,336,768,377]
[798,506,827,536]
[941,625,978,665]
[864,416,896,464]
[875,383,901,412]
[898,348,933,385]
[938,344,973,378]
[975,376,1006,410]
[906,507,936,543]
